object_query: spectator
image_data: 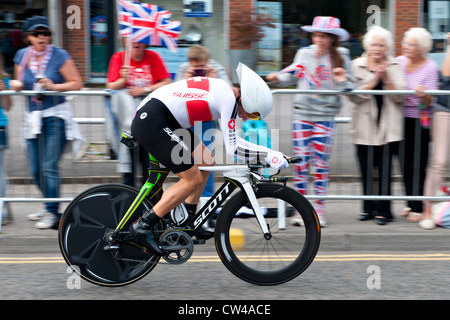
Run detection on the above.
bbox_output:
[11,16,83,229]
[419,33,450,229]
[175,45,231,197]
[266,16,354,227]
[348,26,406,225]
[106,41,171,187]
[175,45,231,83]
[397,28,439,221]
[0,54,12,225]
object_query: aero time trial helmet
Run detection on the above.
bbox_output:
[236,62,273,120]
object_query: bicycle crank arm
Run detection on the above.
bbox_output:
[160,244,188,251]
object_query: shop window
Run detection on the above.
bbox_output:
[89,0,115,81]
[424,0,449,67]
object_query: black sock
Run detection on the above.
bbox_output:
[183,202,197,216]
[141,209,161,225]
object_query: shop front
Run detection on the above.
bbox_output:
[255,0,393,75]
[1,1,447,83]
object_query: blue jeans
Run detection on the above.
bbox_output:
[26,117,67,216]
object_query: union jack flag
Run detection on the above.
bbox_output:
[117,0,133,37]
[280,63,319,87]
[117,1,181,52]
[315,65,331,81]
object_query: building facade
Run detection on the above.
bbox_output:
[0,0,448,83]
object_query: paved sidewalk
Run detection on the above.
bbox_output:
[1,182,450,254]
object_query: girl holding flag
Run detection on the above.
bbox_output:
[267,16,354,227]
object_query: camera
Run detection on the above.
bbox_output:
[193,68,206,77]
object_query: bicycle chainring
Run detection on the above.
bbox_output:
[160,230,194,264]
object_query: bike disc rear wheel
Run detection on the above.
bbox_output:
[58,184,161,287]
[214,183,320,285]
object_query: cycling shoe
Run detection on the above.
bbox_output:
[193,225,215,240]
[129,210,163,255]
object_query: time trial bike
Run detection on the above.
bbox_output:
[58,133,321,287]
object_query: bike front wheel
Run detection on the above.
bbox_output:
[58,184,162,287]
[214,183,320,285]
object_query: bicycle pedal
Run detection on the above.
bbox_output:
[193,239,206,245]
[104,244,120,251]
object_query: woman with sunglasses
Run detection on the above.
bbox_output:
[11,16,83,230]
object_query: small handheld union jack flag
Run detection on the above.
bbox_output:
[117,0,133,37]
[117,0,181,52]
[280,63,319,87]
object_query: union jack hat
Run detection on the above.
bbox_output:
[301,16,349,41]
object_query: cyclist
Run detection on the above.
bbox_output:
[129,63,288,254]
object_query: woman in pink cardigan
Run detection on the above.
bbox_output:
[397,28,439,222]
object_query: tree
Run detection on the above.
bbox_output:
[229,7,275,50]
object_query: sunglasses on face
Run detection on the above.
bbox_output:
[28,30,51,37]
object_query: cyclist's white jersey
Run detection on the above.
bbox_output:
[137,77,272,162]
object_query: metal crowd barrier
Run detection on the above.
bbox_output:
[0,89,449,226]
[0,89,110,124]
[271,88,450,199]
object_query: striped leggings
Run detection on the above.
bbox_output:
[292,120,335,214]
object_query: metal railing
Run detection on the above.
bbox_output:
[0,89,449,205]
[271,89,450,96]
[271,88,450,201]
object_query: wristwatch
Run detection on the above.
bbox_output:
[144,87,152,92]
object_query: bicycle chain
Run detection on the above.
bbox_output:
[115,255,158,264]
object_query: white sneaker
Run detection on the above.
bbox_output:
[35,213,59,229]
[290,218,304,227]
[27,210,47,221]
[419,219,436,230]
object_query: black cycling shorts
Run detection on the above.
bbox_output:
[131,98,201,174]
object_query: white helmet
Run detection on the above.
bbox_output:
[236,62,273,120]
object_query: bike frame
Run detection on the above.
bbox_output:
[114,153,272,236]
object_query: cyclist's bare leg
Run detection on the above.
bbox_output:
[151,166,203,218]
[185,141,215,205]
[152,142,215,218]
